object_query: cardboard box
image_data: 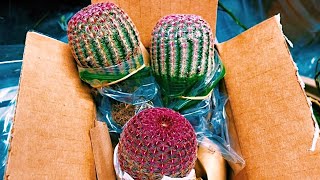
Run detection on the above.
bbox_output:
[5,0,319,179]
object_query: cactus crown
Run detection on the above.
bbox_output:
[151,14,215,96]
[67,3,144,86]
[118,108,197,179]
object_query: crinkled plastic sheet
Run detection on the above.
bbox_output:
[0,60,21,179]
[0,86,17,178]
[181,87,245,174]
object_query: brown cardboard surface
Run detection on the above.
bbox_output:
[90,121,116,180]
[217,16,320,179]
[91,0,218,48]
[5,32,96,179]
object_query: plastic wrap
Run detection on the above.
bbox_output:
[0,86,17,178]
[181,87,245,174]
[0,60,21,179]
[95,67,162,133]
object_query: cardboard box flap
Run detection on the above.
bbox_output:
[91,0,218,48]
[5,32,96,179]
[217,16,320,178]
[90,121,116,179]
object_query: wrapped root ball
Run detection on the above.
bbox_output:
[67,2,144,87]
[118,108,197,179]
[151,15,215,99]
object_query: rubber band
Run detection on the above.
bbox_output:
[180,89,214,100]
[105,64,146,86]
[79,41,150,88]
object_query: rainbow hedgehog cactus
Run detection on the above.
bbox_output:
[118,108,197,179]
[67,2,144,87]
[151,14,215,103]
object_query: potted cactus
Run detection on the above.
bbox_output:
[150,14,225,111]
[116,107,197,179]
[67,2,159,131]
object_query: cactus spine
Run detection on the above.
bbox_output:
[118,108,197,179]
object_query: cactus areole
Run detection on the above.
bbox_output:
[151,14,215,97]
[67,2,144,87]
[118,108,197,179]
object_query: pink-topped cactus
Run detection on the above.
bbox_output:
[151,14,215,97]
[118,107,197,179]
[67,2,144,87]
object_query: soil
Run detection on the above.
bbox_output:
[110,99,136,126]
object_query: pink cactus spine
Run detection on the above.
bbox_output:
[118,108,197,179]
[67,2,143,70]
[150,14,215,96]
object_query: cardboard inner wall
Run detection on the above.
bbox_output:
[217,16,320,179]
[91,0,218,48]
[5,32,96,179]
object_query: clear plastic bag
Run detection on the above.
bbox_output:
[94,67,162,133]
[181,87,245,174]
[0,86,17,178]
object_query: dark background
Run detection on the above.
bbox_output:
[0,0,90,61]
[0,0,90,44]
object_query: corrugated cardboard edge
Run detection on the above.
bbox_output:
[90,121,116,179]
[275,15,319,151]
[217,16,320,179]
[91,0,218,48]
[5,32,96,179]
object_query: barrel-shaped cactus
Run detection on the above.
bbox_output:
[151,14,215,97]
[67,2,144,87]
[118,108,197,179]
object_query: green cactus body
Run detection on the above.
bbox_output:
[151,14,215,97]
[67,2,144,87]
[118,108,197,179]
